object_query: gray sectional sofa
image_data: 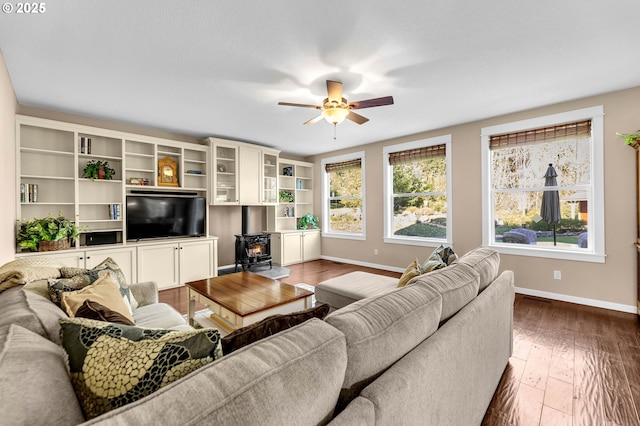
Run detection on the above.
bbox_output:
[0,246,514,425]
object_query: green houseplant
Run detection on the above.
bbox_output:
[83,160,115,180]
[279,190,294,202]
[616,130,640,148]
[297,213,319,230]
[16,213,80,251]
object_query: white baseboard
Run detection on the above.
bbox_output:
[515,287,637,314]
[320,255,405,273]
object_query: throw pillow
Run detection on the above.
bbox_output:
[221,303,331,355]
[50,257,138,310]
[421,245,458,273]
[59,317,222,419]
[75,299,135,326]
[397,258,421,287]
[61,273,135,325]
[0,256,63,294]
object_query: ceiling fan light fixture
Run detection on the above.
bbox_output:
[322,108,349,125]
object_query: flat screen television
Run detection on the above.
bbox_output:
[126,195,206,241]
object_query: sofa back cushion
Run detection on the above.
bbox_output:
[324,283,442,412]
[0,324,85,425]
[453,246,500,292]
[0,286,66,344]
[410,263,480,322]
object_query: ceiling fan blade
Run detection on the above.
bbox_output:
[349,96,394,110]
[346,111,369,125]
[303,115,324,125]
[327,80,343,103]
[278,102,321,109]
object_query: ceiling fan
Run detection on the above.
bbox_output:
[278,80,394,127]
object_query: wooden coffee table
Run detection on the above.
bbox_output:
[186,271,314,331]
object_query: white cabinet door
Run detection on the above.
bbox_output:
[137,243,179,290]
[302,230,321,261]
[282,232,303,265]
[238,145,261,205]
[179,240,214,283]
[31,251,85,268]
[86,247,137,284]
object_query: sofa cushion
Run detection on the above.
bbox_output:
[76,299,135,326]
[410,263,480,322]
[0,286,67,344]
[453,246,500,292]
[324,283,442,412]
[59,317,222,420]
[132,302,188,329]
[61,273,135,325]
[85,319,347,426]
[397,258,421,288]
[0,324,85,425]
[221,303,330,355]
[315,271,399,310]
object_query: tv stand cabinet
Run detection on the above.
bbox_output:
[15,236,218,290]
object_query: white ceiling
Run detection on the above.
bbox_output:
[1,1,639,157]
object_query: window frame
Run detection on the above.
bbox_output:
[383,135,452,247]
[481,105,605,263]
[321,151,366,240]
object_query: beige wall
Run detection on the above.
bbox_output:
[307,86,640,310]
[209,206,266,267]
[0,51,17,264]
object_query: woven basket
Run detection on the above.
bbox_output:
[38,238,70,252]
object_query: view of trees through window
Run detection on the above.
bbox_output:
[491,133,591,248]
[391,155,447,239]
[328,165,363,234]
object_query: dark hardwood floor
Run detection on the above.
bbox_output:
[159,259,640,425]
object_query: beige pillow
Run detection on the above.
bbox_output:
[61,273,135,325]
[397,258,421,287]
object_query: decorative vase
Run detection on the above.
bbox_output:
[98,164,106,179]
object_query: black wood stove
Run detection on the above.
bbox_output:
[234,206,272,272]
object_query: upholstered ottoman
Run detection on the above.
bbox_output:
[315,271,399,311]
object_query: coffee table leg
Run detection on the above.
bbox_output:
[187,289,196,326]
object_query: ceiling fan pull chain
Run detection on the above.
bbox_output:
[333,123,337,140]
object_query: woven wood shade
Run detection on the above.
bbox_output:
[490,120,591,149]
[324,158,362,172]
[388,145,446,165]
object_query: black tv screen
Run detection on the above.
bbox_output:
[126,195,206,240]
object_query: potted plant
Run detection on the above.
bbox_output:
[279,190,294,202]
[616,130,640,149]
[297,213,319,229]
[83,160,115,180]
[16,213,80,252]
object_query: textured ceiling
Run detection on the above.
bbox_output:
[1,1,639,156]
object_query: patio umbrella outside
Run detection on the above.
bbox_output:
[541,163,561,245]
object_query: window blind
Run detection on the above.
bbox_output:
[490,120,591,149]
[324,158,361,172]
[388,144,446,166]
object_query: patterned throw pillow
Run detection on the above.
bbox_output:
[221,303,330,355]
[397,258,422,287]
[49,257,138,309]
[59,318,222,419]
[421,245,458,273]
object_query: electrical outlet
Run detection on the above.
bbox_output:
[553,270,562,280]
[374,249,379,255]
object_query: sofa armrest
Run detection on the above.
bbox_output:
[129,281,158,307]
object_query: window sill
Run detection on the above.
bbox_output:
[321,232,366,241]
[384,237,451,247]
[488,243,605,263]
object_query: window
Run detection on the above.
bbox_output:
[383,136,452,245]
[481,106,604,262]
[322,151,365,239]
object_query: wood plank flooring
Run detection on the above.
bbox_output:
[159,259,640,425]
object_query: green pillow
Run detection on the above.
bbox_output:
[59,318,222,419]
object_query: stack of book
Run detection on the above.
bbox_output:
[79,137,92,154]
[20,183,38,202]
[107,204,121,220]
